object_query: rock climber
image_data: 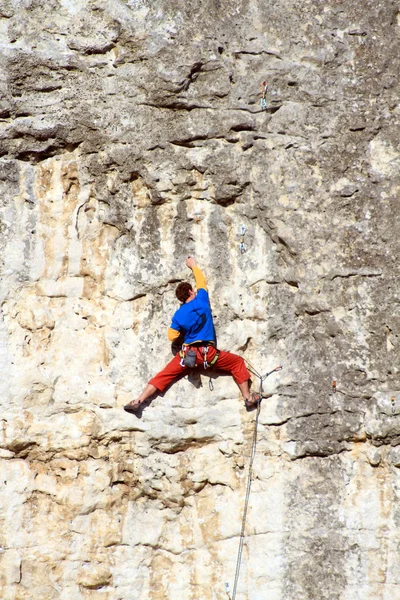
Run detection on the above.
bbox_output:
[124,257,261,414]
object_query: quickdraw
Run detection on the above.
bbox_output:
[260,80,268,110]
[240,225,246,254]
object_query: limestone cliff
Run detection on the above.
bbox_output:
[1,1,400,599]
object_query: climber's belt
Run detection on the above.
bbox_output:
[179,344,219,369]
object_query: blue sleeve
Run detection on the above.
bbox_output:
[171,312,182,332]
[197,289,210,304]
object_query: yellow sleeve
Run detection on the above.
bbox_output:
[192,266,207,291]
[168,327,181,341]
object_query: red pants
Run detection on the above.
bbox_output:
[149,346,250,393]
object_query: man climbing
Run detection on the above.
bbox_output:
[124,257,261,414]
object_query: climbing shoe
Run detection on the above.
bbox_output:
[245,392,262,411]
[124,400,142,415]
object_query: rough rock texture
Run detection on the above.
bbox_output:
[1,1,400,599]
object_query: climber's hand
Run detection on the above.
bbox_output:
[186,256,196,269]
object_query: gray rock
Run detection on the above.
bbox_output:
[1,0,400,598]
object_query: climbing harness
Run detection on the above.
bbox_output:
[179,344,220,369]
[240,225,246,254]
[179,345,220,393]
[229,362,283,600]
[260,80,268,111]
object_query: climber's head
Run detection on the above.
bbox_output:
[176,282,196,303]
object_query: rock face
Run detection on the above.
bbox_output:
[1,1,400,599]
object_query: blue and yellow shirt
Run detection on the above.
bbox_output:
[168,267,216,345]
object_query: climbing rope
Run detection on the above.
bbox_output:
[229,362,282,600]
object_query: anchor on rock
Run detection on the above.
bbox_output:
[260,80,268,110]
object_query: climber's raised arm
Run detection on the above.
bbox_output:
[186,256,207,291]
[167,257,205,340]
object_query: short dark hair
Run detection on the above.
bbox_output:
[176,282,192,303]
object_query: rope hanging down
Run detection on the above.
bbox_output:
[228,362,282,600]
